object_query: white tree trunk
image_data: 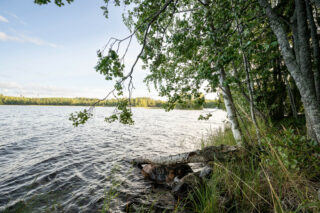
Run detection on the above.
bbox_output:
[232,6,262,146]
[203,0,244,146]
[242,54,262,146]
[219,68,244,146]
[131,145,240,166]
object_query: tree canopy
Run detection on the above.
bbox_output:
[34,0,320,144]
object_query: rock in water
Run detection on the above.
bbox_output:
[141,164,193,183]
[199,166,213,178]
[174,164,193,179]
[172,172,202,200]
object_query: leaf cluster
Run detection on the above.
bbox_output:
[105,99,134,125]
[34,0,74,6]
[69,109,92,127]
[96,50,124,81]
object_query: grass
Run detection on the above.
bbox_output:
[201,127,237,147]
[190,118,320,213]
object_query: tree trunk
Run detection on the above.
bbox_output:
[295,0,319,140]
[292,8,316,136]
[232,62,268,124]
[242,53,262,146]
[306,0,320,101]
[219,67,244,146]
[203,0,244,146]
[284,75,298,119]
[131,145,240,166]
[270,58,286,120]
[306,112,318,139]
[258,0,320,143]
[232,8,262,146]
[295,0,315,95]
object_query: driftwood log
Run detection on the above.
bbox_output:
[131,145,241,166]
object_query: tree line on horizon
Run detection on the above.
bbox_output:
[0,94,222,109]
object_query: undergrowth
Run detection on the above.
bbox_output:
[191,118,320,213]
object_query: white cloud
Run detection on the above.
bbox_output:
[0,31,61,48]
[5,12,27,25]
[0,81,163,99]
[0,32,20,42]
[0,15,9,23]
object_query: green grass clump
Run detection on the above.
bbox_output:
[201,127,237,147]
[191,120,320,213]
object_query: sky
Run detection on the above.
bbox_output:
[0,0,160,98]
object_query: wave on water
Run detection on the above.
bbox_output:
[0,106,226,212]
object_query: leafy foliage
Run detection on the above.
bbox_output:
[69,109,92,127]
[96,50,124,81]
[33,0,292,125]
[262,128,320,175]
[196,122,320,212]
[34,0,74,7]
[105,99,134,125]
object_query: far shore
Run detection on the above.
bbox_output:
[0,95,222,109]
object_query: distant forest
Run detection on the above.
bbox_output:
[0,94,222,109]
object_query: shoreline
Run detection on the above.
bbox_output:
[0,104,217,110]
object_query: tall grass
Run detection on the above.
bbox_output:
[191,120,320,213]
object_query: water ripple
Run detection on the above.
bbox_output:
[0,105,226,212]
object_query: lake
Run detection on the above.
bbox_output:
[0,105,226,212]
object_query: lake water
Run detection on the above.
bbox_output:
[0,105,226,212]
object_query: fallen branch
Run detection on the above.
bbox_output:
[131,145,241,166]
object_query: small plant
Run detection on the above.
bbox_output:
[261,127,320,178]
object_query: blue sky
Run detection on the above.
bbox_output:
[0,0,158,98]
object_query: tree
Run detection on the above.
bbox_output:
[258,0,320,143]
[35,0,320,144]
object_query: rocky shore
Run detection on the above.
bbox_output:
[124,145,241,212]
